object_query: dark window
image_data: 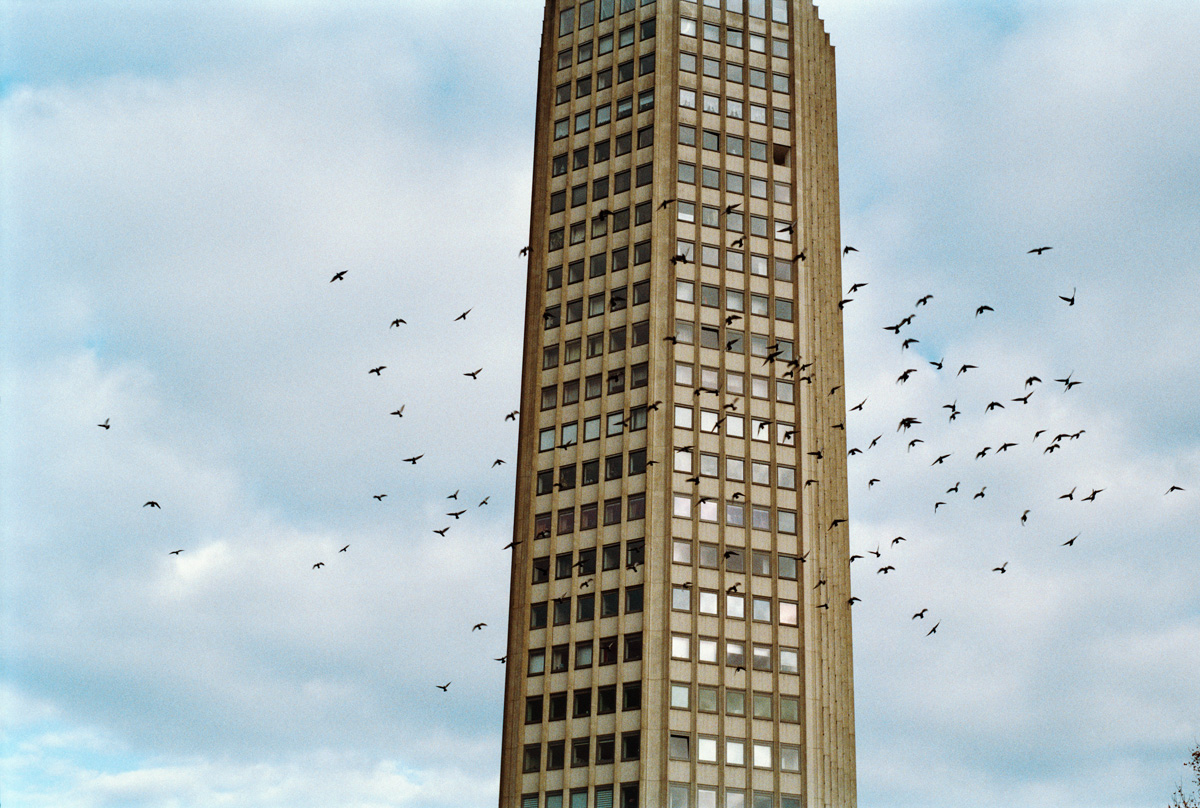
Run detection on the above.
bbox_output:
[546,740,565,770]
[573,147,589,170]
[621,784,639,808]
[558,464,575,491]
[580,502,598,529]
[556,552,574,579]
[635,162,653,186]
[634,201,652,225]
[574,688,592,717]
[612,246,629,271]
[640,18,655,39]
[582,459,600,485]
[614,169,631,193]
[607,368,625,394]
[601,588,619,617]
[629,448,646,475]
[577,593,594,622]
[578,548,596,575]
[532,556,550,583]
[602,543,621,570]
[576,75,592,98]
[597,67,613,90]
[562,379,579,405]
[530,602,547,629]
[598,636,619,665]
[631,320,649,345]
[548,692,568,720]
[571,738,590,767]
[553,598,571,625]
[526,695,543,723]
[631,362,648,388]
[632,279,650,303]
[623,682,642,710]
[595,139,610,163]
[609,326,626,352]
[596,735,615,765]
[621,731,641,761]
[627,540,644,566]
[604,498,623,525]
[615,132,632,155]
[637,125,654,148]
[546,265,562,290]
[535,512,552,538]
[550,190,566,213]
[571,184,588,207]
[550,644,569,673]
[639,52,655,75]
[552,153,568,176]
[598,685,617,714]
[586,374,602,399]
[617,60,634,82]
[606,454,624,481]
[625,585,643,612]
[624,632,643,661]
[565,299,583,323]
[557,507,574,535]
[523,744,540,772]
[536,468,553,494]
[593,176,609,201]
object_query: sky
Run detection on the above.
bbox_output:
[2,1,1199,807]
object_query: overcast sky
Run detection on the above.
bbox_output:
[3,2,1199,807]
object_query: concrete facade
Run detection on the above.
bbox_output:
[499,2,854,806]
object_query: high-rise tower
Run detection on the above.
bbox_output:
[500,1,854,806]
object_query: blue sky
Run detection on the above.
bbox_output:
[3,2,1199,807]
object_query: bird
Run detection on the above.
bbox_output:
[390,318,406,327]
[929,357,944,370]
[975,305,994,316]
[877,566,895,574]
[958,364,977,375]
[658,197,677,210]
[369,366,386,375]
[986,401,1005,412]
[848,282,868,293]
[374,494,387,501]
[1021,509,1030,525]
[390,406,405,417]
[896,368,917,384]
[993,562,1008,574]
[313,562,325,569]
[731,492,744,500]
[503,540,520,549]
[897,417,920,432]
[1028,246,1052,255]
[850,398,867,412]
[891,536,906,546]
[436,682,451,691]
[1059,487,1076,500]
[1026,376,1042,387]
[997,442,1017,452]
[339,545,349,553]
[932,453,950,465]
[1044,443,1061,454]
[479,497,490,507]
[934,501,945,512]
[907,439,923,451]
[848,597,861,605]
[464,368,482,379]
[724,202,740,214]
[726,583,741,593]
[330,271,347,282]
[519,245,530,256]
[902,338,919,350]
[98,418,111,429]
[492,459,507,467]
[505,410,519,421]
[838,298,853,309]
[1166,486,1185,495]
[868,478,880,488]
[927,622,940,636]
[1081,488,1104,502]
[916,294,933,306]
[912,609,928,619]
[455,309,472,321]
[169,549,183,555]
[1062,535,1079,547]
[495,656,508,663]
[947,482,960,493]
[725,314,742,324]
[868,435,882,449]
[448,490,459,500]
[1012,392,1034,405]
[843,245,858,255]
[447,509,466,519]
[1059,287,1076,306]
[830,518,847,530]
[143,501,161,508]
[403,455,423,464]
[434,527,450,536]
[869,545,881,558]
[472,623,486,631]
[670,250,692,265]
[973,487,987,499]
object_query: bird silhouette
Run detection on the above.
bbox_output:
[339,545,349,553]
[434,527,450,536]
[1166,486,1185,495]
[975,305,994,316]
[455,309,472,321]
[947,482,960,493]
[877,566,895,574]
[1012,392,1034,405]
[169,549,183,555]
[472,623,486,631]
[464,368,482,379]
[929,358,944,370]
[927,622,940,636]
[313,562,325,569]
[1081,488,1104,502]
[1062,535,1079,546]
[98,418,111,429]
[390,406,405,417]
[958,364,977,375]
[390,318,406,327]
[143,501,161,508]
[934,501,945,512]
[993,562,1008,574]
[505,410,519,421]
[436,682,451,691]
[916,294,933,306]
[330,271,347,282]
[851,398,867,412]
[848,282,868,293]
[373,494,387,501]
[1060,487,1076,500]
[658,197,677,210]
[997,442,1017,452]
[369,366,385,375]
[1028,246,1052,255]
[912,609,928,619]
[1021,510,1030,525]
[492,459,507,467]
[843,245,858,255]
[447,509,466,519]
[479,497,490,507]
[973,487,987,499]
[932,454,951,465]
[1059,287,1076,306]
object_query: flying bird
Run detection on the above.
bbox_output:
[448,490,459,500]
[434,527,450,536]
[390,318,406,327]
[985,401,1005,412]
[848,282,868,293]
[369,366,386,375]
[330,271,347,282]
[877,566,895,574]
[1081,488,1104,502]
[912,609,928,619]
[902,338,919,350]
[843,245,858,255]
[975,305,994,316]
[1012,392,1034,405]
[916,294,933,306]
[373,494,387,501]
[1060,487,1076,500]
[958,364,977,376]
[658,198,677,210]
[143,501,161,508]
[1062,535,1079,546]
[1026,376,1042,387]
[403,455,423,464]
[448,510,466,519]
[492,458,506,467]
[1059,287,1076,306]
[472,623,486,631]
[934,501,945,512]
[868,478,880,488]
[339,545,349,552]
[436,682,451,691]
[929,357,944,370]
[973,487,987,499]
[169,549,183,555]
[479,497,490,506]
[464,368,482,379]
[932,454,951,465]
[455,309,472,321]
[927,622,940,636]
[1028,246,1052,255]
[1166,486,1185,495]
[506,410,519,421]
[390,406,405,417]
[313,562,324,569]
[993,562,1008,574]
[1021,509,1030,525]
[850,398,867,412]
[98,418,111,429]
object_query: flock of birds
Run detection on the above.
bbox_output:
[107,242,1193,693]
[835,245,1189,637]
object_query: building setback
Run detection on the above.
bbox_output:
[499,1,855,806]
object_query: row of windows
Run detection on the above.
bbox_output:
[669,681,802,722]
[543,326,650,370]
[544,282,649,326]
[675,239,795,281]
[551,207,656,251]
[669,786,803,808]
[536,449,647,494]
[522,785,638,808]
[552,127,651,178]
[673,451,798,489]
[679,124,791,168]
[676,365,797,406]
[531,539,644,582]
[669,733,801,773]
[527,683,641,725]
[532,492,647,536]
[677,203,794,241]
[679,161,791,204]
[558,1,655,40]
[681,53,791,94]
[524,731,641,773]
[673,495,798,534]
[671,539,805,580]
[681,8,792,48]
[673,406,796,443]
[680,88,790,130]
[554,89,654,139]
[672,588,800,626]
[529,628,644,675]
[556,54,654,105]
[532,591,644,628]
[677,281,793,320]
[672,322,794,358]
[540,369,648,422]
[670,635,800,673]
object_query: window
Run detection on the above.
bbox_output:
[698,637,717,663]
[753,693,773,719]
[780,647,799,673]
[726,739,745,766]
[575,640,593,668]
[598,685,617,714]
[528,648,546,675]
[523,744,541,773]
[671,634,690,660]
[601,588,619,617]
[680,88,696,109]
[621,732,641,760]
[547,740,565,770]
[726,688,745,715]
[669,734,690,760]
[532,556,550,583]
[625,632,643,660]
[727,641,745,667]
[530,601,548,628]
[698,736,718,763]
[679,123,696,146]
[625,585,643,612]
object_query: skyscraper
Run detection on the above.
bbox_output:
[499,1,854,806]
